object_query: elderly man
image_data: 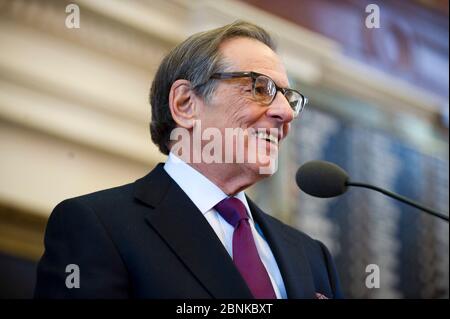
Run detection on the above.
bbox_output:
[35,21,342,299]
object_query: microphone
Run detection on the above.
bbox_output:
[296,160,449,222]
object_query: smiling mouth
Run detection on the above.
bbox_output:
[252,130,279,145]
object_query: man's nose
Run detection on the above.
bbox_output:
[265,92,294,123]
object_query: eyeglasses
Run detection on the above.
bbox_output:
[209,71,308,118]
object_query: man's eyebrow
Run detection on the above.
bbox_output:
[273,78,290,89]
[261,72,289,88]
[233,77,252,85]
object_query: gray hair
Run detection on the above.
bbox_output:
[149,20,276,155]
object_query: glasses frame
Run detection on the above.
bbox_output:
[209,71,308,117]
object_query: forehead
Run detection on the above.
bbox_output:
[219,37,289,87]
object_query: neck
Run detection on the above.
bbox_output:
[189,162,261,196]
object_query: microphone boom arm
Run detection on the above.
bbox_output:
[346,181,449,222]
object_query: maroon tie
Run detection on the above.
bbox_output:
[215,197,276,299]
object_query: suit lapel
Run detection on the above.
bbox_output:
[134,164,253,299]
[247,197,316,299]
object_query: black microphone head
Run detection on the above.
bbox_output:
[296,160,349,198]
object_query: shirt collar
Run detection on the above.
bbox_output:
[163,152,253,220]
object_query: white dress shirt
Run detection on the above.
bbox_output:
[164,152,287,299]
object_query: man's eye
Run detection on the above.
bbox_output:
[254,86,267,95]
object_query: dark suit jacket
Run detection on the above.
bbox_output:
[34,163,343,299]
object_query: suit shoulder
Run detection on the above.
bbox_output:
[58,180,139,211]
[72,182,135,204]
[50,181,138,223]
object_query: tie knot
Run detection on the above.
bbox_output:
[214,197,248,228]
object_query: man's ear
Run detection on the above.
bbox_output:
[168,79,198,129]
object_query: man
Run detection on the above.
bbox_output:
[35,21,342,299]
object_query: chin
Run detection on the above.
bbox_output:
[256,145,279,175]
[245,153,279,177]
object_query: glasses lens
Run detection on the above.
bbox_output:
[284,90,304,117]
[253,75,276,104]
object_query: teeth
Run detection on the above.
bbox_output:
[254,131,278,144]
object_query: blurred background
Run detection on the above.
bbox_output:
[0,0,448,298]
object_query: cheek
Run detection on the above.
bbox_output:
[231,93,269,126]
[220,96,254,127]
[208,87,263,128]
